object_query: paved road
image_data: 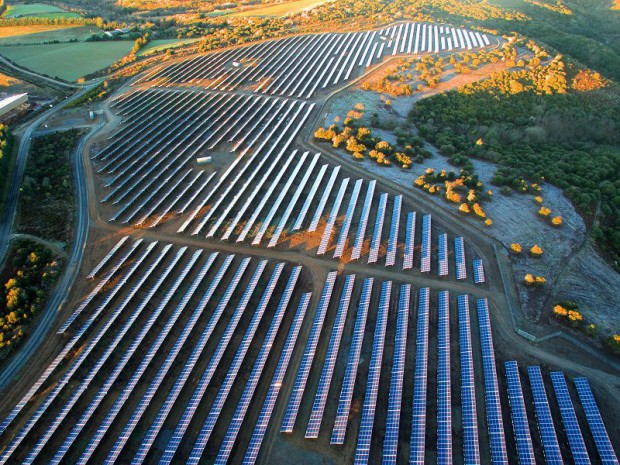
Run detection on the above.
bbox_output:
[0,93,104,388]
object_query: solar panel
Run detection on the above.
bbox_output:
[50,249,202,465]
[351,180,376,260]
[437,290,452,465]
[309,166,341,232]
[292,163,328,231]
[317,178,350,255]
[550,371,592,465]
[187,264,286,464]
[331,278,374,444]
[281,271,338,432]
[354,281,391,465]
[368,193,388,264]
[410,287,430,464]
[473,259,485,284]
[158,259,272,465]
[110,258,262,464]
[420,214,431,272]
[438,233,448,276]
[527,366,563,464]
[385,195,402,266]
[454,237,466,280]
[76,252,227,465]
[334,179,363,258]
[306,274,356,438]
[458,294,480,464]
[383,284,410,464]
[86,236,128,279]
[251,152,310,244]
[243,293,311,464]
[477,298,509,464]
[504,361,536,465]
[403,212,416,270]
[268,153,321,247]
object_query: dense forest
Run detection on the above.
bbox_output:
[410,60,620,265]
[18,130,82,244]
[0,240,61,358]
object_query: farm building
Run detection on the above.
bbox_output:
[0,93,28,119]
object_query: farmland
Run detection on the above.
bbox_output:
[1,3,80,19]
[0,25,98,45]
[0,41,132,80]
[229,0,335,17]
[0,14,618,465]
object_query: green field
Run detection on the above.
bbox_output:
[2,3,80,19]
[138,38,199,55]
[0,41,133,81]
[0,25,99,45]
[229,0,333,17]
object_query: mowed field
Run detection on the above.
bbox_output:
[0,25,99,45]
[138,38,200,55]
[0,41,133,80]
[229,0,334,17]
[2,3,81,19]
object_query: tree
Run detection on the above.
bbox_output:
[530,245,543,257]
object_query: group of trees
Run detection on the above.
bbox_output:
[410,55,620,266]
[0,16,98,28]
[314,105,431,169]
[18,130,82,244]
[132,32,150,53]
[0,241,61,358]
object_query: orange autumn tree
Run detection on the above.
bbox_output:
[530,244,543,257]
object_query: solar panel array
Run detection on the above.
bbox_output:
[458,294,481,464]
[354,280,391,465]
[351,180,376,261]
[477,298,509,464]
[438,232,449,276]
[454,236,466,280]
[410,287,430,464]
[368,192,388,264]
[574,377,619,465]
[551,371,592,465]
[331,277,373,445]
[385,195,402,266]
[420,214,432,272]
[527,365,564,464]
[281,271,337,432]
[382,284,410,463]
[504,361,536,465]
[140,23,492,96]
[306,274,355,438]
[473,258,485,284]
[403,211,416,270]
[437,290,452,465]
[334,179,363,258]
[244,293,311,464]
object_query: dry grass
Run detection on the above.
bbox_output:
[229,0,333,17]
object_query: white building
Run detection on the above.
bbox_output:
[0,93,28,118]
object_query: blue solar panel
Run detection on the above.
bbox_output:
[550,371,592,465]
[354,281,391,464]
[420,214,431,272]
[382,284,410,463]
[282,271,337,432]
[368,193,388,264]
[504,361,535,465]
[351,181,376,261]
[437,290,452,465]
[317,178,350,255]
[458,294,480,464]
[385,195,401,266]
[438,233,448,276]
[188,264,287,464]
[306,274,356,438]
[331,278,373,444]
[243,293,311,464]
[574,377,619,465]
[477,298,508,464]
[334,179,362,258]
[454,237,466,280]
[527,366,563,464]
[403,212,416,270]
[473,259,485,284]
[410,287,430,464]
